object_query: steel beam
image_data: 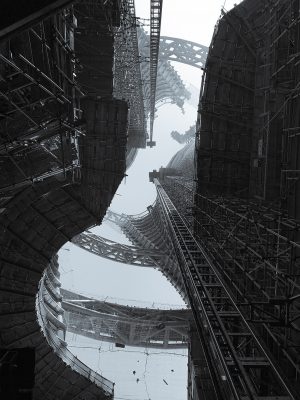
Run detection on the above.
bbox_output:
[72,207,186,298]
[153,177,295,400]
[0,0,75,41]
[114,1,147,150]
[163,174,300,397]
[149,0,163,145]
[61,289,191,349]
[159,37,208,69]
[71,232,162,267]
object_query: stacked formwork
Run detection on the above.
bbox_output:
[194,0,300,396]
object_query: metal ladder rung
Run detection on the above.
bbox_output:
[203,283,223,288]
[241,397,291,400]
[215,332,252,336]
[211,311,241,317]
[225,357,270,367]
[197,265,216,276]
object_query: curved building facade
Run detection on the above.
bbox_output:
[0,2,128,399]
[1,1,300,400]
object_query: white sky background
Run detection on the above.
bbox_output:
[110,0,238,215]
[59,1,238,399]
[66,334,188,400]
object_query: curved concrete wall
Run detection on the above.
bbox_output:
[0,2,128,398]
[0,177,115,399]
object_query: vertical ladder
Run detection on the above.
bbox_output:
[154,178,295,400]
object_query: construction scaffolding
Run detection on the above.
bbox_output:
[163,175,300,393]
[138,28,190,112]
[152,176,295,400]
[113,0,147,149]
[0,8,82,195]
[148,0,163,147]
[187,0,300,396]
[0,2,128,398]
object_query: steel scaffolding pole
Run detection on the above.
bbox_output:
[162,175,300,395]
[0,10,82,193]
[153,177,296,400]
[113,0,147,149]
[148,0,163,147]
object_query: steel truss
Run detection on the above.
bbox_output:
[72,207,186,297]
[149,0,163,146]
[71,231,162,267]
[37,259,114,395]
[61,289,190,349]
[154,177,295,400]
[115,23,207,159]
[162,175,300,396]
[137,28,190,112]
[171,125,196,144]
[113,0,147,149]
[191,1,300,395]
[116,203,185,296]
[159,37,208,69]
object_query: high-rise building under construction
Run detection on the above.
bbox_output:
[0,1,299,399]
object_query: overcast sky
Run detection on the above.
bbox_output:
[59,1,239,399]
[110,0,238,215]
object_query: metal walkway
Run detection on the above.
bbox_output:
[159,37,208,68]
[72,231,161,267]
[61,289,191,349]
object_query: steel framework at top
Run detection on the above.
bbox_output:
[149,0,163,147]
